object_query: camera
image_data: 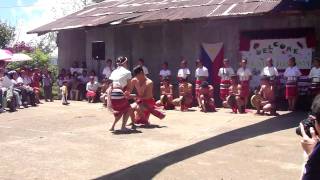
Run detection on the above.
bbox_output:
[296,114,318,138]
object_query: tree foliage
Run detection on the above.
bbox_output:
[0,21,15,49]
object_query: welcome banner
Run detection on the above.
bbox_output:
[241,38,313,71]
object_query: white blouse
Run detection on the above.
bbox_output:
[218,67,235,80]
[237,67,252,81]
[195,66,209,78]
[177,68,191,79]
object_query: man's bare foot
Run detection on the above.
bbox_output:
[109,128,115,131]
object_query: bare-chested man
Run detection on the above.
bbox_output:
[251,76,276,115]
[223,75,245,113]
[173,78,193,111]
[156,77,175,110]
[199,81,216,113]
[131,66,165,125]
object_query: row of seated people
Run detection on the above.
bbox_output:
[0,68,48,112]
[156,75,276,116]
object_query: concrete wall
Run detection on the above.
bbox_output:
[58,13,320,97]
[57,30,86,70]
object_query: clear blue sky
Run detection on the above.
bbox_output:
[0,0,38,26]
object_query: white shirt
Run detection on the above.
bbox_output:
[195,66,209,78]
[159,69,171,78]
[261,66,279,77]
[237,67,252,81]
[109,66,132,89]
[284,66,301,82]
[0,76,13,90]
[177,68,191,79]
[86,81,100,92]
[142,66,149,75]
[218,67,235,80]
[17,77,24,84]
[23,76,32,85]
[102,66,113,79]
[309,67,320,78]
[70,67,83,75]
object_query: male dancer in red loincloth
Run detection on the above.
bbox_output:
[131,66,165,125]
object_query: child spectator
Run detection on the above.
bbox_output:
[60,81,69,105]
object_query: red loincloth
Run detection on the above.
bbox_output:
[240,81,250,98]
[110,88,130,117]
[220,80,231,101]
[135,98,165,125]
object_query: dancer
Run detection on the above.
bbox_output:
[284,57,301,111]
[156,77,175,110]
[195,59,209,107]
[251,76,276,115]
[173,78,193,111]
[199,81,216,112]
[237,59,252,108]
[108,56,134,131]
[131,66,165,125]
[218,59,235,102]
[224,75,245,113]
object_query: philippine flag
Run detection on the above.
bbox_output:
[199,43,224,85]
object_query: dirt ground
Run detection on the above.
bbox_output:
[0,101,306,180]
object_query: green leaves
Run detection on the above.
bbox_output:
[0,21,15,49]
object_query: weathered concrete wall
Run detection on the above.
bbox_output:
[57,30,86,70]
[58,13,320,97]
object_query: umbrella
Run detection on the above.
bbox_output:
[0,49,12,60]
[5,53,32,62]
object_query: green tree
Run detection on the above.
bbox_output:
[0,21,15,49]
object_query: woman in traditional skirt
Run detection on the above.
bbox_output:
[237,59,252,109]
[108,56,134,132]
[284,57,302,111]
[218,59,235,103]
[309,57,320,97]
[195,59,209,107]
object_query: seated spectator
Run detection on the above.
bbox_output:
[173,78,193,111]
[138,58,149,75]
[14,71,36,107]
[6,71,23,109]
[89,70,98,82]
[31,68,41,104]
[19,70,37,105]
[102,59,114,79]
[42,70,53,102]
[199,81,216,112]
[86,76,100,103]
[0,68,6,113]
[156,77,175,110]
[70,61,83,75]
[100,79,111,105]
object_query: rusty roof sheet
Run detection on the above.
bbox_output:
[29,0,283,34]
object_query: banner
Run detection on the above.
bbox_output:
[200,43,224,84]
[241,38,313,71]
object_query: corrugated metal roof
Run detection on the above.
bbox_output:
[28,0,284,34]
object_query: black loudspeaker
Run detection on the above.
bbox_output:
[92,41,105,60]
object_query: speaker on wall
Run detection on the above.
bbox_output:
[92,41,105,60]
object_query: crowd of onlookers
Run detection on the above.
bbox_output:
[0,61,54,113]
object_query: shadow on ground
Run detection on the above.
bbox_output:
[96,112,305,180]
